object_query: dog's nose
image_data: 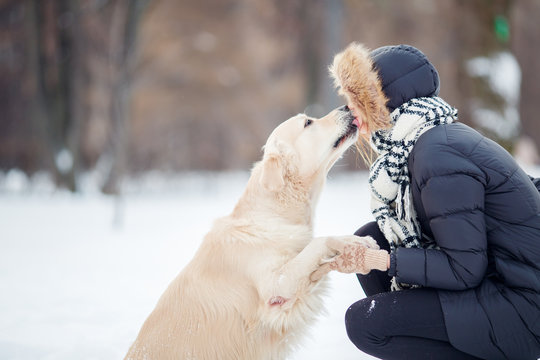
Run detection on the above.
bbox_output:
[338,105,350,112]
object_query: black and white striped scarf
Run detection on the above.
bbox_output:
[369,97,458,289]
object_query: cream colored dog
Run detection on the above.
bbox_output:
[125,106,377,360]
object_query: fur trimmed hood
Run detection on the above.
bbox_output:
[330,43,441,130]
[329,42,391,131]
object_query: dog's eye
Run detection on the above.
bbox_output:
[304,119,313,128]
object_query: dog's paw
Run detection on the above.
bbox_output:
[309,235,379,282]
[320,235,385,275]
[310,264,330,282]
[357,235,379,249]
[326,235,379,252]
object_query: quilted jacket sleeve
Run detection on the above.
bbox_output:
[394,173,488,290]
[394,141,489,290]
[529,175,540,192]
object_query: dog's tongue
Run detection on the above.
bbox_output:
[353,118,360,128]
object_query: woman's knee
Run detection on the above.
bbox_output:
[345,297,386,353]
[354,221,379,237]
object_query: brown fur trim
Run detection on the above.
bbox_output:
[329,42,391,131]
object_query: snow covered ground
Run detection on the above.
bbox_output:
[0,171,378,360]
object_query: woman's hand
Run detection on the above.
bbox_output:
[310,236,389,281]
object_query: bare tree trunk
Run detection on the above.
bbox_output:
[298,0,323,113]
[454,0,514,148]
[30,0,76,190]
[101,0,150,195]
[26,0,59,178]
[296,0,343,116]
[320,0,344,112]
[512,0,540,158]
[65,0,87,190]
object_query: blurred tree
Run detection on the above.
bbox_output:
[30,0,80,191]
[101,0,150,194]
[453,0,516,149]
[2,0,540,187]
[512,0,540,160]
[20,0,149,192]
[0,0,40,171]
[302,0,344,116]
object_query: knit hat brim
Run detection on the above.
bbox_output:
[329,42,391,131]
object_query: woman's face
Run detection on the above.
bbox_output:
[347,102,370,138]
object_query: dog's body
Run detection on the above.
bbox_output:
[125,108,374,359]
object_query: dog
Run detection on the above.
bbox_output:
[125,106,377,360]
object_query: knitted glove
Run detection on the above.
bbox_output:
[310,236,388,281]
[329,241,389,274]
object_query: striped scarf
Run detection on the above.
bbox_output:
[369,96,458,289]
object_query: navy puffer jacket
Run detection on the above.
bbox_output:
[394,123,540,359]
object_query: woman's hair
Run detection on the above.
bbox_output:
[356,136,376,167]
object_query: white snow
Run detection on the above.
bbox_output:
[466,51,521,105]
[55,149,74,174]
[367,299,376,315]
[466,51,522,140]
[0,171,378,360]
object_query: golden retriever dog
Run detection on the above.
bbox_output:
[125,106,376,360]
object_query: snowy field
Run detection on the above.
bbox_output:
[0,170,379,360]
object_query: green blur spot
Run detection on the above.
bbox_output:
[494,15,510,43]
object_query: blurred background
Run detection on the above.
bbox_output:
[2,1,540,359]
[1,0,540,193]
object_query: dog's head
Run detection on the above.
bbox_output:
[259,106,359,193]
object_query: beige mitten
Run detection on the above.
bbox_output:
[311,236,388,281]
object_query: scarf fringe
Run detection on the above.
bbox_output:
[369,96,457,290]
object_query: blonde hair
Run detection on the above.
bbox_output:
[355,136,377,167]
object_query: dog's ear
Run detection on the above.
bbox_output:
[260,154,285,192]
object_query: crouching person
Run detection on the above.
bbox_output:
[326,43,540,360]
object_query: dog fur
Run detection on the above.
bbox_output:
[124,107,375,360]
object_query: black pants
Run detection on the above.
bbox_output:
[346,222,481,360]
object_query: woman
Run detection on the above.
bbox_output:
[327,43,540,359]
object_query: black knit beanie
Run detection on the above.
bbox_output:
[370,44,440,112]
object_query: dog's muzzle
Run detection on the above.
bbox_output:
[333,106,359,148]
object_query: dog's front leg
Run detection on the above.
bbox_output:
[268,235,377,307]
